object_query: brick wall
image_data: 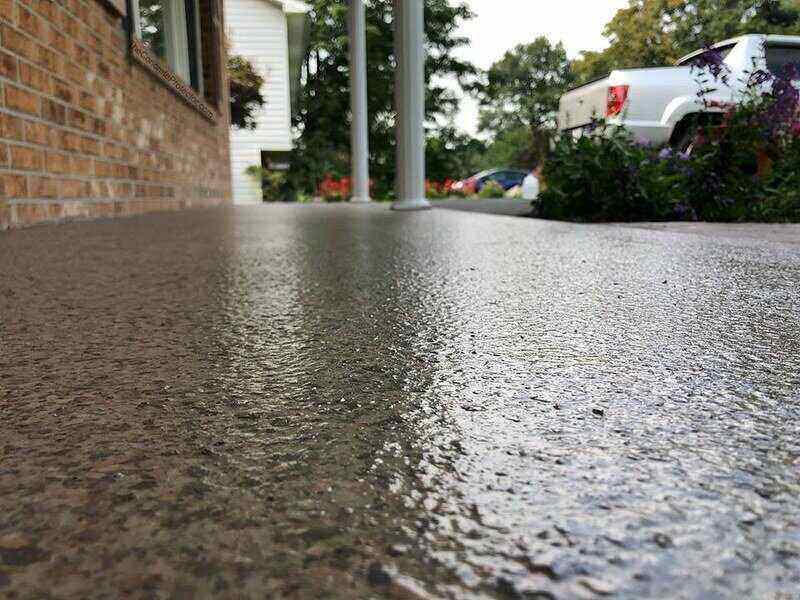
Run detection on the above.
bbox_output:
[0,0,232,230]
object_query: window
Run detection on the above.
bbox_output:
[132,0,204,93]
[677,44,736,68]
[766,45,800,77]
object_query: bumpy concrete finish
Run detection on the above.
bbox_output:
[436,197,535,217]
[1,205,800,599]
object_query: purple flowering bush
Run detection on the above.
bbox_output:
[534,126,682,221]
[536,50,800,223]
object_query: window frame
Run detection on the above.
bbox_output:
[127,0,217,120]
[131,0,187,85]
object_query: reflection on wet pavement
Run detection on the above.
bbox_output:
[1,205,799,599]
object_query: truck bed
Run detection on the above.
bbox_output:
[558,66,695,132]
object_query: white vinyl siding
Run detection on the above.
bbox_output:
[226,0,294,204]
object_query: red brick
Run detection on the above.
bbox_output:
[101,143,117,160]
[51,78,74,103]
[5,84,40,115]
[58,130,81,152]
[67,107,89,130]
[70,155,92,176]
[73,0,88,23]
[0,0,15,25]
[45,151,69,174]
[0,113,24,140]
[19,61,50,94]
[85,29,99,54]
[36,0,62,28]
[0,50,17,80]
[96,59,110,81]
[64,60,84,86]
[78,90,94,113]
[2,174,28,198]
[91,117,104,136]
[0,0,233,227]
[37,44,62,76]
[80,135,99,156]
[23,119,48,145]
[89,179,107,197]
[58,178,89,198]
[73,43,90,67]
[41,97,65,124]
[48,28,69,56]
[93,159,109,177]
[108,181,131,198]
[62,13,79,40]
[0,24,37,63]
[10,145,43,170]
[17,7,42,38]
[28,175,57,198]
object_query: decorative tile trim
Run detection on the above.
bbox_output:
[130,38,218,123]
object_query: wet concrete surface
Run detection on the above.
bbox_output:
[1,204,800,599]
[435,198,534,217]
[619,222,800,245]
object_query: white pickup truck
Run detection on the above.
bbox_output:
[558,35,800,149]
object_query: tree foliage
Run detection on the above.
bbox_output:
[479,126,542,171]
[572,0,800,83]
[229,56,266,130]
[472,37,573,167]
[290,0,476,196]
[426,126,487,182]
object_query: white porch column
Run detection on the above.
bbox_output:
[392,0,430,211]
[348,0,371,203]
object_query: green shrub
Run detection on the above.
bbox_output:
[536,126,680,221]
[245,166,291,202]
[536,45,800,223]
[536,61,800,222]
[478,180,505,199]
[756,137,800,222]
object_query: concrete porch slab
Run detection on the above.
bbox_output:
[1,204,799,599]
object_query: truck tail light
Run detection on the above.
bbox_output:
[606,85,629,117]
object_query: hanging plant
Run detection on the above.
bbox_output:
[229,55,265,129]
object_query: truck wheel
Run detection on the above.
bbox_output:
[671,120,700,154]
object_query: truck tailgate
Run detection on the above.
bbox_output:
[558,78,609,130]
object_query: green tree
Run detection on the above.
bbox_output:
[290,0,476,197]
[228,56,266,130]
[472,37,574,167]
[426,126,486,182]
[572,0,800,83]
[479,126,540,171]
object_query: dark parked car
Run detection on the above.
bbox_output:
[451,169,529,194]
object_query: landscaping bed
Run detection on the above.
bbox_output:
[535,60,800,223]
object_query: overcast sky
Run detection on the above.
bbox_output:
[450,0,630,134]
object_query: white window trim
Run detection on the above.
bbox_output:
[131,0,192,85]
